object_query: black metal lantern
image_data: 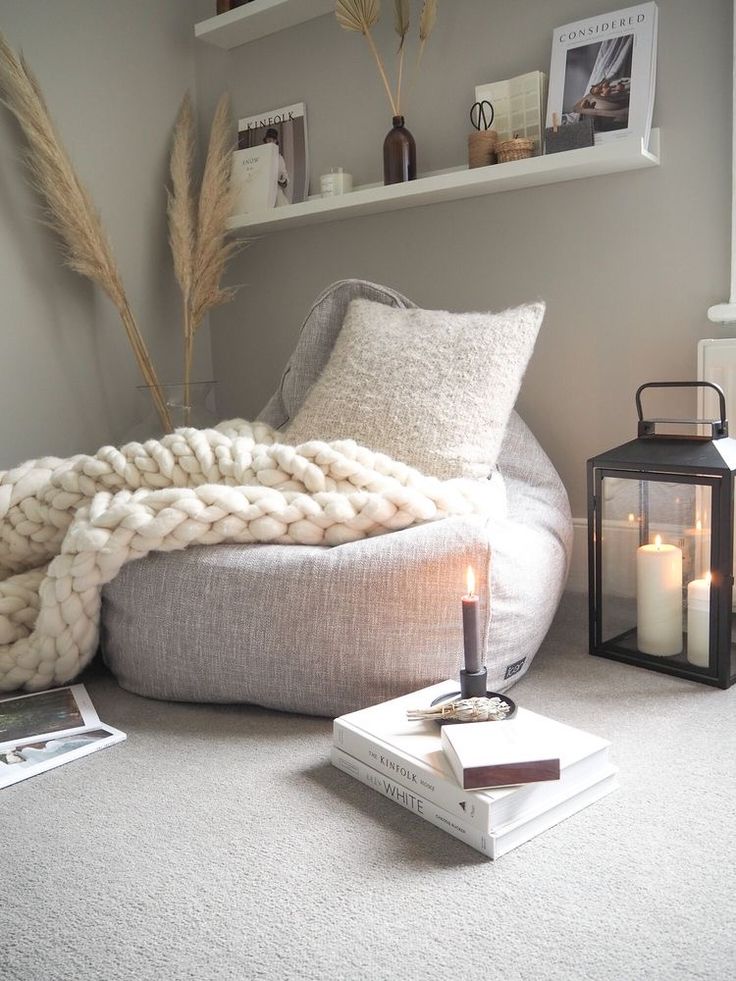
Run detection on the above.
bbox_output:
[588,381,736,688]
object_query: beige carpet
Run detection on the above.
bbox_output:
[3,593,735,981]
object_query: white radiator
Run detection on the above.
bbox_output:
[698,338,736,426]
[698,339,736,603]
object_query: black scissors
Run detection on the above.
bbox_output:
[470,100,495,131]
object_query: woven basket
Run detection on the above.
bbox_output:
[468,130,498,169]
[497,137,535,163]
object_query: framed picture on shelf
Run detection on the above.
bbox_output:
[546,1,658,147]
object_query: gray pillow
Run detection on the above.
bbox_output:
[284,298,545,480]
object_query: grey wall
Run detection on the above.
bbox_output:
[0,0,210,467]
[194,0,733,518]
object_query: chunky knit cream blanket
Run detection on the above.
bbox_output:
[0,421,498,693]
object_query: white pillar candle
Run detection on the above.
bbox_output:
[687,574,711,667]
[637,536,683,656]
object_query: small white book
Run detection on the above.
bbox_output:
[441,718,562,790]
[230,142,278,215]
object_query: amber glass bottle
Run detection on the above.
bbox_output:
[383,116,416,185]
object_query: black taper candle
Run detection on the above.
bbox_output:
[462,591,481,673]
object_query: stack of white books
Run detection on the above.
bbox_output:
[331,680,618,860]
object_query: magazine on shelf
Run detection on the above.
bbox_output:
[331,747,618,860]
[0,684,126,788]
[474,71,547,154]
[237,102,309,206]
[231,142,279,215]
[333,679,612,833]
[545,1,658,147]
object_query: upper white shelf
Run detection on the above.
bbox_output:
[228,130,661,235]
[195,0,334,49]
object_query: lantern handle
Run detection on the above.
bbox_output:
[635,381,728,438]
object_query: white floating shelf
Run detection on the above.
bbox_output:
[228,130,661,235]
[195,0,334,49]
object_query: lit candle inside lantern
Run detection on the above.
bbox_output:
[684,519,711,580]
[637,535,683,656]
[687,572,711,667]
[462,565,482,673]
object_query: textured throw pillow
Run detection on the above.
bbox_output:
[284,298,545,480]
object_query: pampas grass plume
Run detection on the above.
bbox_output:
[0,31,171,431]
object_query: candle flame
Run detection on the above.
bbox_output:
[696,520,703,531]
[706,571,712,585]
[654,534,662,549]
[466,565,476,596]
[628,513,635,523]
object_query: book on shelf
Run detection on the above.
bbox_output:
[441,718,561,790]
[231,142,279,215]
[238,102,309,207]
[332,746,618,861]
[546,1,658,148]
[474,71,547,155]
[0,684,125,789]
[333,680,612,833]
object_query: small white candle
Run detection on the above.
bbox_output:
[684,519,711,580]
[687,573,711,667]
[637,536,683,656]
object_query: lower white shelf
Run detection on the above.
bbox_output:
[228,129,660,235]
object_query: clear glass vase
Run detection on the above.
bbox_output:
[124,381,219,443]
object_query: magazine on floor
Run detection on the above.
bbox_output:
[237,102,309,206]
[0,684,126,788]
[545,1,658,147]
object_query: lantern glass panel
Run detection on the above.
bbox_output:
[598,474,715,666]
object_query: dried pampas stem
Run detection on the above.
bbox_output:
[167,92,197,412]
[336,0,398,115]
[167,92,241,421]
[417,0,438,68]
[335,0,380,33]
[394,0,410,113]
[336,0,438,118]
[190,93,239,332]
[0,32,171,432]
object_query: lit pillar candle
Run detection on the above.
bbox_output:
[462,566,482,673]
[636,535,683,656]
[684,519,711,580]
[687,573,711,667]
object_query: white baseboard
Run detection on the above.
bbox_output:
[567,517,642,595]
[567,518,588,594]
